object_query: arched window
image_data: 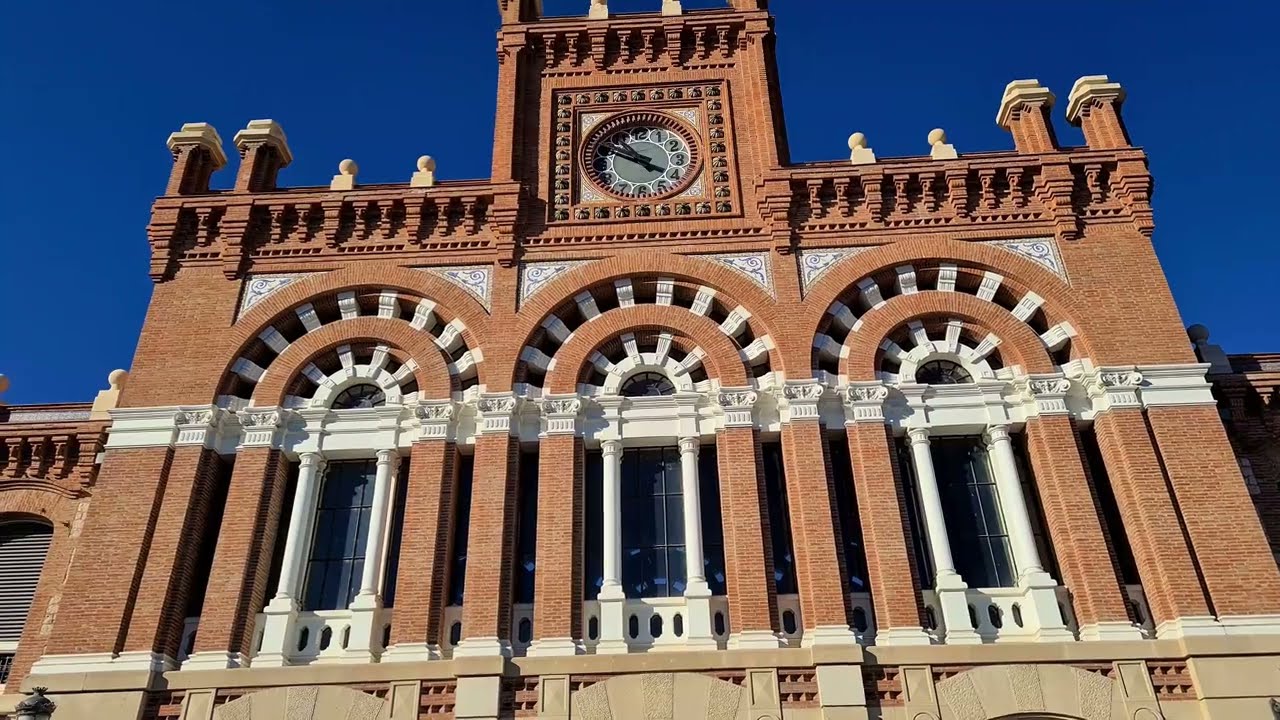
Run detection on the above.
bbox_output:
[620,372,676,398]
[0,520,53,682]
[331,383,387,410]
[303,461,377,610]
[916,359,973,385]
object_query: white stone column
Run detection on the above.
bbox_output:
[345,449,400,661]
[251,452,325,668]
[597,439,628,654]
[275,452,326,603]
[983,425,1045,580]
[906,428,980,644]
[983,425,1074,642]
[678,436,716,649]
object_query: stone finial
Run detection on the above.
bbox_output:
[588,0,608,19]
[996,79,1059,153]
[411,155,438,188]
[331,159,359,191]
[848,133,876,165]
[1187,325,1233,375]
[165,123,227,196]
[1066,75,1130,149]
[929,128,958,160]
[90,369,129,420]
[662,0,683,15]
[233,119,293,192]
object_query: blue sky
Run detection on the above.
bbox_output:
[1,0,1275,405]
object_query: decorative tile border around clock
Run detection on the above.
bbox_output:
[422,265,493,312]
[520,260,596,307]
[238,273,317,321]
[985,237,1067,280]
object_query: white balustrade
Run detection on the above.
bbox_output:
[922,587,1078,644]
[441,606,464,658]
[1124,584,1156,638]
[511,603,535,657]
[776,594,803,646]
[849,592,876,643]
[177,616,200,663]
[250,608,394,666]
[582,597,730,653]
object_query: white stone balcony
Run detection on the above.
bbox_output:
[776,593,876,647]
[247,608,393,666]
[583,596,732,652]
[922,587,1078,643]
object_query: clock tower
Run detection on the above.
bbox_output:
[492,0,786,246]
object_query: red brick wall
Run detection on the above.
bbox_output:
[716,428,778,634]
[531,435,584,642]
[779,422,847,629]
[390,440,457,648]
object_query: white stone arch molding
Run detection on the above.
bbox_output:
[878,319,1009,385]
[218,287,483,411]
[517,275,775,392]
[812,261,1078,376]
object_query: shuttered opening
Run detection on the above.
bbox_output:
[0,522,54,643]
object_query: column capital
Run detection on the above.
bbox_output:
[1082,366,1144,413]
[843,382,890,424]
[983,424,1013,445]
[716,388,759,428]
[375,448,399,464]
[540,395,584,437]
[174,406,230,448]
[298,450,324,469]
[777,380,825,423]
[1019,374,1072,416]
[678,436,701,455]
[477,393,521,435]
[600,438,623,457]
[414,400,457,440]
[237,408,294,449]
[906,426,931,446]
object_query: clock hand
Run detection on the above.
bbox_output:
[608,142,663,173]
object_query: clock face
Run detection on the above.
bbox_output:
[582,115,701,200]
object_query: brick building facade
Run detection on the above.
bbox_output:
[2,1,1280,718]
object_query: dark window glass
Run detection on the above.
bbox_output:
[514,453,540,604]
[622,447,686,598]
[916,360,973,385]
[620,372,676,398]
[1080,428,1142,584]
[698,446,728,596]
[896,439,936,588]
[303,460,377,611]
[585,450,604,600]
[382,460,410,607]
[761,442,797,595]
[1011,434,1061,580]
[331,383,387,410]
[446,456,475,607]
[931,438,1016,588]
[828,437,871,593]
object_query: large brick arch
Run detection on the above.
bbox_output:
[215,265,492,403]
[799,238,1095,372]
[512,250,785,388]
[251,317,456,406]
[0,488,70,525]
[843,291,1057,381]
[545,305,750,393]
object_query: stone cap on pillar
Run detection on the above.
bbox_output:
[1066,75,1126,124]
[996,79,1059,154]
[996,80,1056,128]
[233,119,293,167]
[166,123,228,168]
